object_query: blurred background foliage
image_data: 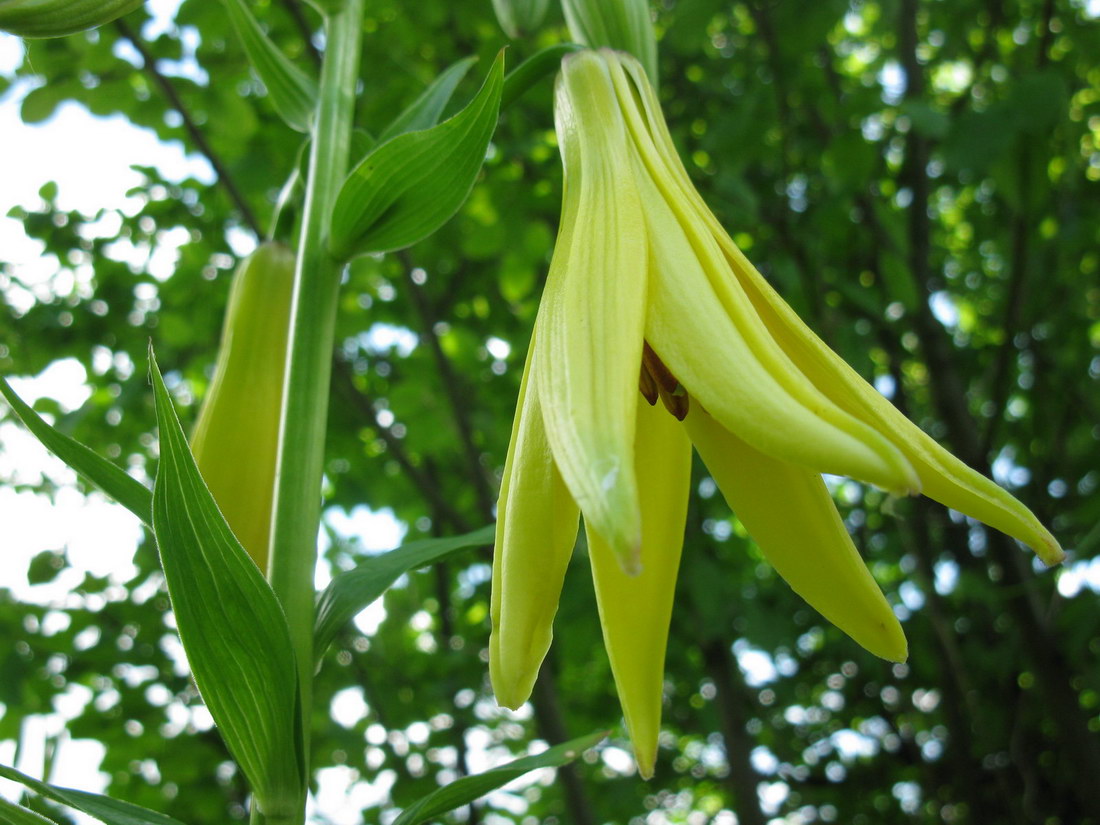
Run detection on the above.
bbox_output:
[2,0,1099,823]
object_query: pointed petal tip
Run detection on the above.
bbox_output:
[617,539,643,577]
[896,474,923,499]
[1034,533,1065,567]
[490,675,534,713]
[882,455,922,499]
[632,743,656,781]
[489,643,538,712]
[496,695,528,713]
[587,511,644,577]
[860,617,908,665]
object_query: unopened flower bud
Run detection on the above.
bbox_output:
[191,242,295,574]
[559,0,657,82]
[491,0,551,39]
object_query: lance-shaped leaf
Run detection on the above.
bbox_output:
[224,0,317,134]
[391,731,606,825]
[0,375,152,526]
[501,43,582,109]
[0,763,188,825]
[0,796,59,825]
[329,49,505,258]
[377,56,478,143]
[314,524,493,664]
[148,347,303,819]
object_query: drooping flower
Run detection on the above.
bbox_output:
[489,49,1062,778]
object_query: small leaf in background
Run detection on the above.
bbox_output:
[391,731,607,825]
[26,549,67,585]
[149,346,303,820]
[0,763,188,825]
[0,375,153,526]
[224,0,318,134]
[377,56,478,143]
[313,524,494,664]
[491,0,552,39]
[329,49,505,259]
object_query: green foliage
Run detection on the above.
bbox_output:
[377,56,478,143]
[2,1,1099,824]
[0,0,143,39]
[0,762,187,825]
[149,349,303,818]
[0,376,152,525]
[314,524,494,663]
[223,0,318,134]
[330,50,506,258]
[391,730,606,825]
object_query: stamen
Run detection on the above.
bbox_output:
[639,362,659,406]
[641,342,689,421]
[642,342,678,395]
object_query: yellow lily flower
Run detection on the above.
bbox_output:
[489,49,1062,779]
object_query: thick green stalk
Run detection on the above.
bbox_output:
[266,0,363,805]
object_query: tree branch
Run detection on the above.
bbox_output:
[331,357,470,531]
[115,20,262,237]
[278,0,322,67]
[399,255,497,522]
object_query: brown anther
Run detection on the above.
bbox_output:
[639,362,659,406]
[642,342,679,396]
[641,341,690,421]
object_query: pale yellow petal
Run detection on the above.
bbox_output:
[685,405,908,662]
[587,399,692,779]
[490,342,581,709]
[727,257,1062,564]
[600,54,918,497]
[630,160,917,495]
[536,51,648,571]
[611,51,1059,564]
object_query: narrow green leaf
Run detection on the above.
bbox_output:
[501,43,582,109]
[377,56,478,143]
[0,375,152,526]
[0,763,188,825]
[224,0,318,134]
[314,524,493,663]
[392,731,607,825]
[329,49,505,258]
[0,795,57,825]
[148,346,303,819]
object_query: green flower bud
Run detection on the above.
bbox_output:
[191,242,295,574]
[559,0,657,82]
[491,0,551,39]
[0,0,143,38]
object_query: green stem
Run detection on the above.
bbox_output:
[266,0,363,813]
